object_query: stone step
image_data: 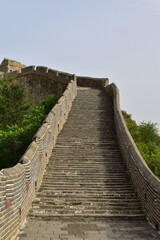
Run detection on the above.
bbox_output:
[37,191,137,198]
[46,164,125,169]
[53,139,117,142]
[40,181,134,186]
[40,181,133,186]
[42,175,127,179]
[34,196,141,204]
[31,211,145,218]
[52,150,122,153]
[37,190,136,197]
[28,212,146,221]
[36,188,137,194]
[41,172,128,176]
[46,164,126,168]
[43,172,127,176]
[33,198,141,206]
[49,159,124,162]
[36,195,138,201]
[42,178,130,183]
[46,169,125,173]
[32,204,143,213]
[54,144,121,147]
[53,143,120,146]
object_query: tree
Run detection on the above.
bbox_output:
[138,121,160,144]
[0,79,30,129]
[122,110,160,178]
[0,78,59,169]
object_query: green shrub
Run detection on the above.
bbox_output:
[0,78,30,129]
[0,78,59,169]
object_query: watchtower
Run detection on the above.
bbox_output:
[0,58,26,73]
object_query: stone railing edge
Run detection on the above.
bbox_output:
[105,82,160,230]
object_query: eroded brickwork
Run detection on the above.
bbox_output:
[0,58,26,73]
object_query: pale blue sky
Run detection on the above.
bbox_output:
[0,0,160,128]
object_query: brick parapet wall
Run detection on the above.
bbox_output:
[0,78,77,240]
[0,66,74,102]
[0,67,109,87]
[0,65,73,84]
[0,67,108,102]
[105,83,160,230]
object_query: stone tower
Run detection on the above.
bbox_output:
[0,58,26,73]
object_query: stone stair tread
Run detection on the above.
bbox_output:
[28,212,146,220]
[32,201,142,208]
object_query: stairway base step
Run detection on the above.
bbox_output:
[29,213,146,221]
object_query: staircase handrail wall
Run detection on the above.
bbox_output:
[0,76,77,240]
[105,83,160,230]
[77,75,109,89]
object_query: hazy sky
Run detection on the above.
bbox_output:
[1,0,160,129]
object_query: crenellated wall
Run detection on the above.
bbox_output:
[105,83,160,231]
[0,77,77,240]
[0,63,109,102]
[0,65,75,102]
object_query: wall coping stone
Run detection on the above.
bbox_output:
[2,163,25,178]
[34,123,49,141]
[21,141,39,162]
[44,112,54,125]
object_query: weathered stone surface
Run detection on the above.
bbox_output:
[0,58,26,73]
[17,217,160,240]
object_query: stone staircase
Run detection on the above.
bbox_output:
[29,87,146,219]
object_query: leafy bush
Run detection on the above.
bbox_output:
[0,78,58,169]
[0,78,30,129]
[0,77,13,85]
[122,111,160,178]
